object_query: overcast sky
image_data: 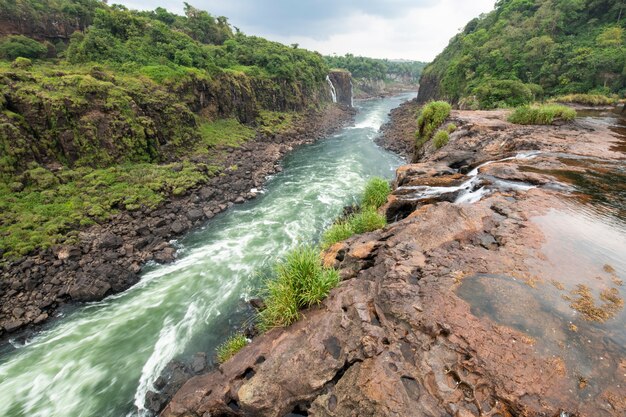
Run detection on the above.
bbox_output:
[114,0,496,61]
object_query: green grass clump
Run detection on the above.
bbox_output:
[196,118,256,151]
[258,246,341,330]
[433,130,450,149]
[321,206,386,250]
[446,123,457,133]
[416,101,451,148]
[216,333,249,363]
[0,162,215,258]
[256,110,299,136]
[362,177,391,209]
[550,94,618,106]
[508,104,577,125]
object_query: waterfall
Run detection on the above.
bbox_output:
[350,79,354,107]
[326,75,337,103]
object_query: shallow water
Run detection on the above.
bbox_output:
[457,110,626,408]
[0,93,413,417]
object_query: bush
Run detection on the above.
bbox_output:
[446,123,457,133]
[416,101,451,147]
[362,177,391,208]
[0,35,47,60]
[550,94,617,106]
[472,79,541,109]
[508,104,577,125]
[258,246,340,330]
[11,57,32,69]
[433,130,450,149]
[216,333,248,363]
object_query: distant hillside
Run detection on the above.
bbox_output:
[419,0,626,108]
[325,54,427,84]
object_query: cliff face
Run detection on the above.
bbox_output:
[415,72,442,103]
[0,67,332,177]
[328,70,353,107]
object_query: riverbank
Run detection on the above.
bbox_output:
[0,104,355,338]
[163,107,626,416]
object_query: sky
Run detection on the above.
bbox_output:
[114,0,496,61]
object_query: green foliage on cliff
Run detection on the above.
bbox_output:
[415,101,451,148]
[0,161,215,257]
[325,54,427,83]
[421,0,626,107]
[0,1,335,258]
[258,246,340,330]
[508,104,577,125]
[0,35,48,59]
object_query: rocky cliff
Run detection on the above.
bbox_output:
[328,70,353,107]
[161,108,626,417]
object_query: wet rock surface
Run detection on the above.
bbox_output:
[162,107,626,417]
[0,105,355,339]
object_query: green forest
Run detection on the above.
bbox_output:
[420,0,626,108]
[0,0,334,258]
[325,54,427,83]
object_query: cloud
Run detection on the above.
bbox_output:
[113,0,496,61]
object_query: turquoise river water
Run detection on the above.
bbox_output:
[0,93,414,417]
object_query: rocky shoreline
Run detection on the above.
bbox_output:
[0,104,355,340]
[161,107,626,416]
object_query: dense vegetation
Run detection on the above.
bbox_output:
[325,54,426,83]
[420,0,626,108]
[0,0,334,259]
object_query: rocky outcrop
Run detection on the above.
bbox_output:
[415,71,442,104]
[0,105,355,338]
[161,108,626,417]
[376,98,419,158]
[328,70,353,107]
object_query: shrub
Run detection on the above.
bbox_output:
[362,177,391,208]
[472,79,541,109]
[550,94,617,106]
[258,246,340,330]
[433,130,450,149]
[0,35,47,60]
[446,123,457,133]
[508,104,577,125]
[216,333,248,363]
[416,101,451,148]
[11,57,32,69]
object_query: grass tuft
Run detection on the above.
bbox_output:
[508,104,577,125]
[415,101,451,148]
[321,206,386,250]
[433,130,450,149]
[362,177,391,209]
[216,333,249,363]
[550,93,617,106]
[258,246,340,330]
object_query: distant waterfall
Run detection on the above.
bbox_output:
[326,75,337,103]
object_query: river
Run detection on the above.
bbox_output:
[0,93,414,417]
